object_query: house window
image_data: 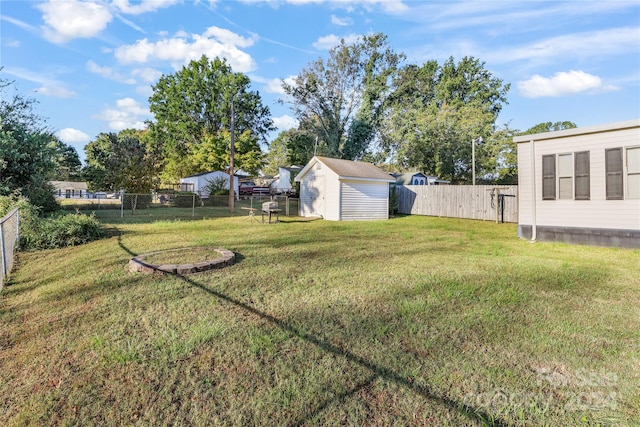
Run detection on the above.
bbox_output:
[628,147,640,199]
[574,151,590,200]
[605,148,623,200]
[557,153,572,199]
[542,154,556,200]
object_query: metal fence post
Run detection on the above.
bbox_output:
[1,221,6,279]
[120,190,125,218]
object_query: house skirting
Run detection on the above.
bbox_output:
[518,225,640,249]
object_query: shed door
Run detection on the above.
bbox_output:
[341,181,388,220]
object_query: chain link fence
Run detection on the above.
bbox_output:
[61,192,300,220]
[1,208,20,291]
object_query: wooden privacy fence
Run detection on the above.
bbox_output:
[395,185,518,223]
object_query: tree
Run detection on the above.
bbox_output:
[148,56,273,181]
[523,121,577,134]
[382,57,510,183]
[0,75,58,211]
[283,33,403,162]
[84,129,154,192]
[50,137,82,181]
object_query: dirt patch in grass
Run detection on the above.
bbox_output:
[141,247,222,266]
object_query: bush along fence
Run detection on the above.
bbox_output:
[395,185,518,223]
[0,208,20,291]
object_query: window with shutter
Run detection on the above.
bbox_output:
[574,151,590,200]
[542,154,556,200]
[627,147,640,199]
[558,153,572,199]
[605,148,623,200]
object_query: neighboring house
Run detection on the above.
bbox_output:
[295,156,395,221]
[392,172,450,186]
[514,119,640,248]
[179,171,240,198]
[50,181,88,199]
[271,166,302,194]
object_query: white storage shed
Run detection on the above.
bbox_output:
[179,171,239,198]
[514,119,640,248]
[295,156,395,221]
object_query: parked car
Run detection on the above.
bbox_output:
[239,181,255,195]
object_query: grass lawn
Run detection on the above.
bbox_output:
[1,211,639,426]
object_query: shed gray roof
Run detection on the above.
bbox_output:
[313,156,394,181]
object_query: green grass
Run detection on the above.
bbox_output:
[1,212,639,426]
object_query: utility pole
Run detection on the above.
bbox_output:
[228,93,236,213]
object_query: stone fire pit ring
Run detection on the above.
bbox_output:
[129,246,235,275]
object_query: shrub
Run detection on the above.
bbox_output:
[123,194,152,210]
[0,195,104,251]
[20,212,104,250]
[174,192,201,207]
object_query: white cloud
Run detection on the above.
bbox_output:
[112,0,180,15]
[36,86,77,98]
[492,27,640,64]
[131,67,163,83]
[312,33,361,50]
[95,97,150,131]
[3,67,76,99]
[331,14,352,26]
[86,60,136,84]
[114,26,257,72]
[38,0,112,44]
[57,128,90,143]
[517,70,617,98]
[264,76,297,94]
[4,39,20,48]
[272,115,298,131]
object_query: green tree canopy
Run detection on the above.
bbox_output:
[50,137,82,181]
[0,75,58,211]
[382,56,510,183]
[283,33,403,162]
[148,56,273,180]
[84,129,154,192]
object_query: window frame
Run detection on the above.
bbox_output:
[557,153,573,200]
[626,146,640,199]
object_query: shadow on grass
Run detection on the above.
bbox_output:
[174,272,508,426]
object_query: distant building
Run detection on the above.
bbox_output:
[50,181,88,199]
[179,171,240,198]
[271,166,302,194]
[392,172,450,186]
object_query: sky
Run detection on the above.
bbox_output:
[1,0,639,164]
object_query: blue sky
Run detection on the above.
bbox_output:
[2,0,639,163]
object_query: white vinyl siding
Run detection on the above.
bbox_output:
[627,147,640,199]
[516,121,640,231]
[340,181,389,220]
[558,153,572,199]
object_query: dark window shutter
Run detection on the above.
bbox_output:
[605,148,623,200]
[574,151,590,200]
[542,154,556,200]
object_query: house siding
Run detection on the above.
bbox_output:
[340,180,389,220]
[516,120,640,247]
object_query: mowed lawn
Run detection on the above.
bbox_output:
[1,211,639,426]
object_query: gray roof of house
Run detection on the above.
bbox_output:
[50,181,88,190]
[315,156,394,181]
